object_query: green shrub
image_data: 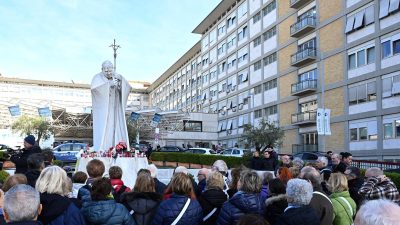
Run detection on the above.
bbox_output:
[53,160,63,167]
[0,152,9,161]
[0,170,9,183]
[385,172,400,189]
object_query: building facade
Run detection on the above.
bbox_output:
[149,0,400,160]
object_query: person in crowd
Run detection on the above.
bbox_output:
[276,167,293,186]
[341,152,353,167]
[163,166,197,200]
[3,184,42,225]
[316,156,331,182]
[152,173,202,225]
[2,174,27,192]
[212,160,230,189]
[227,166,245,198]
[174,166,188,174]
[345,166,364,209]
[109,166,131,202]
[198,171,228,225]
[71,171,88,198]
[288,166,300,178]
[195,168,210,197]
[120,173,162,225]
[251,151,264,170]
[237,214,270,225]
[148,164,167,195]
[331,153,341,170]
[354,199,400,225]
[280,155,292,168]
[264,178,287,225]
[216,170,265,225]
[358,167,400,204]
[41,150,54,167]
[36,166,86,225]
[328,172,356,225]
[292,157,304,170]
[300,166,333,225]
[78,159,105,202]
[81,177,135,225]
[146,144,153,158]
[261,172,274,199]
[275,179,319,225]
[11,135,42,174]
[137,168,151,177]
[25,153,45,188]
[326,151,333,167]
[261,151,276,171]
[332,162,347,174]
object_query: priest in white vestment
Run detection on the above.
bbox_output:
[91,60,132,152]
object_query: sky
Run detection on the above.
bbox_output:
[0,0,221,84]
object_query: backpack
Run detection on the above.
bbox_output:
[112,185,127,203]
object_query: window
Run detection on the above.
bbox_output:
[263,52,277,66]
[253,36,262,47]
[380,0,400,18]
[254,85,263,94]
[298,69,317,81]
[359,127,368,140]
[394,40,400,54]
[227,35,236,49]
[238,26,248,41]
[348,81,376,105]
[254,60,262,71]
[348,46,375,70]
[238,53,248,64]
[345,5,374,34]
[238,2,248,18]
[263,27,276,41]
[384,123,393,139]
[263,0,276,16]
[300,100,317,113]
[218,61,226,74]
[396,120,400,137]
[253,12,261,24]
[350,128,358,141]
[218,24,226,36]
[238,72,248,82]
[382,74,400,98]
[382,41,392,58]
[264,105,277,116]
[227,16,237,28]
[254,109,263,118]
[264,79,277,91]
[183,120,202,132]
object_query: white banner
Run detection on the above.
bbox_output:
[324,108,331,135]
[317,108,331,136]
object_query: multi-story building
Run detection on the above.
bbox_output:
[149,0,400,160]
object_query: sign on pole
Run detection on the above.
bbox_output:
[8,105,21,117]
[317,108,331,136]
[150,113,162,127]
[324,108,331,135]
[130,112,140,121]
[38,107,52,118]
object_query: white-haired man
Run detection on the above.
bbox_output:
[148,164,167,195]
[3,184,42,224]
[196,168,210,197]
[316,156,331,182]
[355,199,400,225]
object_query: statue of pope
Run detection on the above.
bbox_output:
[91,61,132,152]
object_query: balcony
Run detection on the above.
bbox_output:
[291,111,317,125]
[291,79,317,96]
[290,16,316,38]
[291,48,317,67]
[290,0,312,8]
[292,144,318,154]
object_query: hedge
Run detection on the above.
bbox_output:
[150,152,251,168]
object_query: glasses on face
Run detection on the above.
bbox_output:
[197,173,205,176]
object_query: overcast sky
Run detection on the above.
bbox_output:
[0,0,220,84]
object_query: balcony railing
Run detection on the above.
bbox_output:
[291,79,317,96]
[290,0,312,8]
[290,16,316,37]
[291,48,317,67]
[292,144,318,154]
[291,111,317,125]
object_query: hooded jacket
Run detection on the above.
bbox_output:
[38,193,86,225]
[198,189,228,225]
[330,191,356,225]
[81,199,136,225]
[120,192,162,225]
[264,194,288,225]
[216,192,265,225]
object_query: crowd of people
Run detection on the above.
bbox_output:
[2,135,400,225]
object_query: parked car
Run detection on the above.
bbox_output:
[292,151,326,164]
[185,148,216,154]
[53,143,88,163]
[221,148,250,157]
[159,146,186,152]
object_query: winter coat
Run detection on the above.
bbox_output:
[11,146,42,174]
[198,189,228,225]
[77,178,96,202]
[111,179,131,202]
[260,185,269,199]
[195,179,206,197]
[251,157,263,170]
[151,194,203,225]
[154,178,167,196]
[38,193,86,225]
[309,191,334,225]
[330,191,356,225]
[72,183,86,198]
[348,178,364,210]
[81,199,136,225]
[275,205,319,225]
[264,194,288,225]
[25,169,41,188]
[227,188,238,199]
[216,191,265,225]
[261,158,276,171]
[120,192,162,225]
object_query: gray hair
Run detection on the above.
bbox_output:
[292,157,304,168]
[286,178,313,206]
[174,166,188,175]
[355,199,400,225]
[300,166,321,190]
[317,156,328,167]
[35,166,70,196]
[213,160,228,173]
[148,164,158,178]
[4,184,40,222]
[239,170,262,193]
[366,167,383,177]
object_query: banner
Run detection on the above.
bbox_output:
[130,112,140,121]
[38,107,52,117]
[151,113,162,127]
[324,108,331,135]
[317,108,331,136]
[8,105,21,117]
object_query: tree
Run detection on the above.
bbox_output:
[11,115,54,144]
[239,118,285,150]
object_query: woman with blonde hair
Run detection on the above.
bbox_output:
[35,166,86,225]
[120,173,162,225]
[328,172,356,225]
[152,173,203,225]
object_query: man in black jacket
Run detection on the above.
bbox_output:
[11,135,42,174]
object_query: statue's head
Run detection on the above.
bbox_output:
[101,60,114,79]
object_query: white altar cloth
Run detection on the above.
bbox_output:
[76,157,148,188]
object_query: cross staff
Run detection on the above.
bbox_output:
[109,39,120,71]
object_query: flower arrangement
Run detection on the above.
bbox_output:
[116,141,128,154]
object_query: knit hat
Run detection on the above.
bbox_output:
[24,135,35,145]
